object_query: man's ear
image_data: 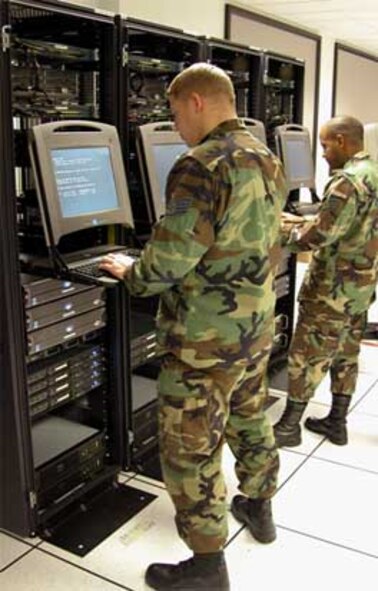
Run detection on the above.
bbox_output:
[336,133,346,148]
[190,91,205,112]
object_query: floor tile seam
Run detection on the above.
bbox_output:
[33,545,135,590]
[274,439,327,493]
[0,545,36,574]
[130,475,166,491]
[280,439,378,476]
[349,378,378,414]
[224,524,246,548]
[307,454,378,476]
[118,473,136,483]
[348,409,378,419]
[0,529,43,549]
[226,523,378,561]
[275,454,315,494]
[276,524,378,560]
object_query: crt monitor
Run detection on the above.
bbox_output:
[137,122,188,222]
[275,124,315,191]
[28,120,134,247]
[241,117,267,145]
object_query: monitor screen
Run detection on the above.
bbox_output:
[51,147,119,218]
[29,120,134,246]
[285,138,314,182]
[275,125,315,191]
[137,122,188,222]
[151,143,189,208]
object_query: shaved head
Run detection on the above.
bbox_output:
[322,116,364,144]
[319,115,364,170]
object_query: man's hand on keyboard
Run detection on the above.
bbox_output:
[99,253,135,281]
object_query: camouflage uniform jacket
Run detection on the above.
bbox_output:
[286,152,378,317]
[124,119,287,368]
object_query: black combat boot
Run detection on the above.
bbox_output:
[145,551,230,590]
[305,393,352,445]
[231,495,276,543]
[273,399,307,447]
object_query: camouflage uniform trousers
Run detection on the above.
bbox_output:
[288,302,366,402]
[157,349,279,554]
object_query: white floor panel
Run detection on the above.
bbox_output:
[37,479,184,590]
[359,342,378,375]
[0,532,32,571]
[226,525,378,591]
[37,477,241,591]
[274,456,378,556]
[1,549,123,591]
[312,412,378,473]
[352,380,378,417]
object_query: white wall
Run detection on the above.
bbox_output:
[59,0,118,12]
[63,0,225,36]
[117,0,225,37]
[315,36,335,193]
[334,48,378,124]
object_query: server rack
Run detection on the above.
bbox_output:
[259,51,305,153]
[118,16,202,239]
[0,0,146,542]
[199,36,264,120]
[257,52,305,369]
[115,18,204,477]
[0,0,34,536]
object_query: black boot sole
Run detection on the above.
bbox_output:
[273,426,302,448]
[145,563,230,590]
[274,434,302,448]
[305,418,347,445]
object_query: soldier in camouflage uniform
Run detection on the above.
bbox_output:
[274,115,378,449]
[100,63,287,590]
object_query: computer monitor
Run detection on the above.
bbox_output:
[28,120,134,247]
[136,119,266,223]
[241,118,267,145]
[137,122,188,222]
[275,124,315,191]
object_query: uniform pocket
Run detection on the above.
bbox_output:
[159,394,222,457]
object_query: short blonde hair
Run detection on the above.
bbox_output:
[167,62,235,105]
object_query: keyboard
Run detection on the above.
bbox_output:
[68,250,138,286]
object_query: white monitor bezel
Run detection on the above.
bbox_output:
[137,122,187,222]
[29,120,134,246]
[241,117,267,145]
[275,125,315,191]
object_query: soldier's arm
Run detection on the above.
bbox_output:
[124,156,216,297]
[284,175,357,252]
